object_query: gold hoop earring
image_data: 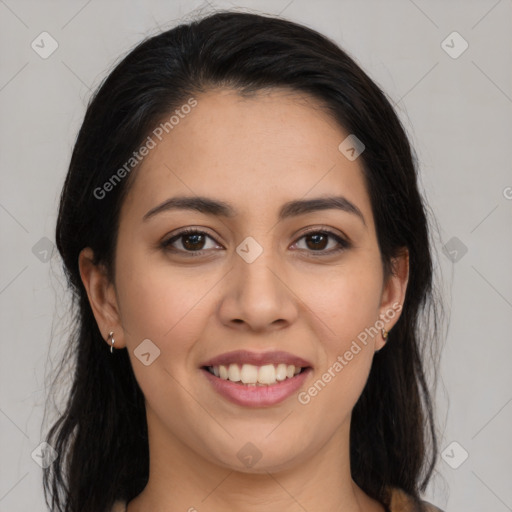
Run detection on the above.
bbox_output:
[381,328,389,341]
[108,331,115,353]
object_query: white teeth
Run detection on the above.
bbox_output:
[209,363,304,385]
[219,365,228,380]
[275,363,288,381]
[227,363,241,382]
[258,364,276,384]
[240,364,258,384]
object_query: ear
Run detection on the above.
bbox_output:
[375,247,409,351]
[78,247,126,350]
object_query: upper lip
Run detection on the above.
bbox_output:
[201,350,312,368]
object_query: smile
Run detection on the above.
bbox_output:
[200,350,312,407]
[206,363,304,385]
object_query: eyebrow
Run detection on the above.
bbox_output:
[143,195,366,226]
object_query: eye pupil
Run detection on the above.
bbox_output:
[183,233,205,250]
[306,233,328,250]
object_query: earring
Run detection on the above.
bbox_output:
[108,331,115,353]
[381,327,389,341]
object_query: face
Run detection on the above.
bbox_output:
[81,88,408,474]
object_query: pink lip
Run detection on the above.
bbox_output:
[202,367,312,407]
[200,350,312,368]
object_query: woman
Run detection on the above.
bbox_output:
[43,10,444,512]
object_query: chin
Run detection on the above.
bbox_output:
[201,430,314,475]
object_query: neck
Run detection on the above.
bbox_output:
[126,407,384,512]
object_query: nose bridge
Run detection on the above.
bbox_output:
[238,236,279,287]
[236,233,284,303]
[218,232,297,330]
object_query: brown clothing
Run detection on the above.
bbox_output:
[383,487,444,511]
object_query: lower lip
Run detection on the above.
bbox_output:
[202,368,311,407]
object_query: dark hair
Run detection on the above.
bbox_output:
[44,9,443,512]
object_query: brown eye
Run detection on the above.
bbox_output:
[161,229,221,254]
[304,232,329,250]
[294,229,351,254]
[181,232,206,250]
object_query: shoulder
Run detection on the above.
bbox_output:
[111,500,127,512]
[385,487,444,512]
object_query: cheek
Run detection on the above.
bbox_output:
[114,250,214,365]
[302,257,384,346]
[296,256,382,408]
[113,253,213,416]
[112,258,228,460]
[298,347,374,435]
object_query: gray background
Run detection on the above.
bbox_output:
[1,0,511,510]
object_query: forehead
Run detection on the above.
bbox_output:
[121,88,373,226]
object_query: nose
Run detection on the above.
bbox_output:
[217,244,299,333]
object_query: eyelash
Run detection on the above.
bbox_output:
[160,227,352,257]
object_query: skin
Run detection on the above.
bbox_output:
[79,88,409,512]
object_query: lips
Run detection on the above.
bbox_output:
[200,350,312,407]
